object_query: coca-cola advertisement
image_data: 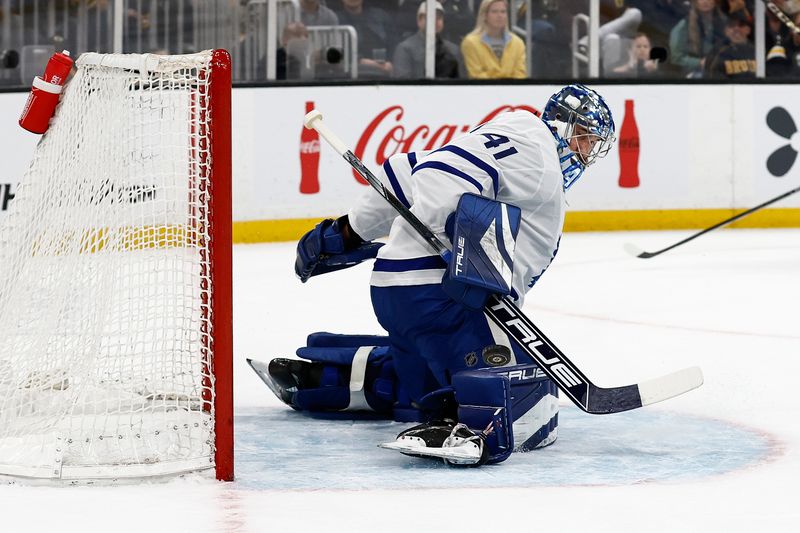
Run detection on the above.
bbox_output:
[245,85,690,222]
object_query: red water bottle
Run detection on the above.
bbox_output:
[19,50,74,134]
[618,99,640,188]
[300,101,321,194]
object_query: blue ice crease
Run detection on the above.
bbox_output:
[233,406,774,490]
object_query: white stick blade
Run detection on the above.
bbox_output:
[638,366,704,406]
[623,242,645,257]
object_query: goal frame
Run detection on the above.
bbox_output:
[0,49,234,482]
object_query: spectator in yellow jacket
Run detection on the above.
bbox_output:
[460,0,527,79]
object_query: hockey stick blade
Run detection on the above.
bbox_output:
[306,110,704,415]
[622,242,655,259]
[638,366,704,406]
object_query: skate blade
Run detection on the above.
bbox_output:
[378,440,481,465]
[246,358,287,401]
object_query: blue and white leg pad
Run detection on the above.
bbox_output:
[499,365,560,451]
[453,369,515,464]
[380,364,558,465]
[455,364,559,461]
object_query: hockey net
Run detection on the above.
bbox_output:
[0,50,233,481]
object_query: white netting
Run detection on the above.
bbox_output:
[0,51,222,480]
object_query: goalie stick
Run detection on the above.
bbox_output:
[304,110,703,415]
[625,184,800,259]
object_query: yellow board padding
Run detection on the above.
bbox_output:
[563,208,800,232]
[33,224,199,255]
[233,218,323,243]
[232,208,800,244]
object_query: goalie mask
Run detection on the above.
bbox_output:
[543,84,616,190]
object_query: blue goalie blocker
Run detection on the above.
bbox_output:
[443,193,522,310]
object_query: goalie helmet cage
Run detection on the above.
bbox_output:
[0,50,233,482]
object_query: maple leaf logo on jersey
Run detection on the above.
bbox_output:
[766,107,798,177]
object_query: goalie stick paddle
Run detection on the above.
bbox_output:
[625,183,800,259]
[304,110,703,415]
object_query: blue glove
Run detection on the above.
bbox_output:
[295,217,383,282]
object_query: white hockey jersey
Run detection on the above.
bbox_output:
[348,110,565,307]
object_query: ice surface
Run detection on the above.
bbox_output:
[2,228,799,532]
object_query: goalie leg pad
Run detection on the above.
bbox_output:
[380,369,516,466]
[452,369,514,464]
[496,364,560,450]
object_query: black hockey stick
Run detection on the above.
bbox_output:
[625,184,800,259]
[305,110,702,415]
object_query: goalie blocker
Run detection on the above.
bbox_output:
[249,332,559,464]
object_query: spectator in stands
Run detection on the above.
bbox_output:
[396,0,474,43]
[393,1,463,79]
[669,0,727,77]
[629,0,689,72]
[581,1,643,75]
[611,32,663,77]
[300,0,339,26]
[519,0,575,79]
[460,0,526,79]
[277,21,312,80]
[704,10,756,78]
[522,0,641,78]
[334,0,397,78]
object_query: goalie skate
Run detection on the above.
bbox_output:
[247,357,320,407]
[379,421,488,466]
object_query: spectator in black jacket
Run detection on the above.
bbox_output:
[704,10,756,78]
[335,0,397,78]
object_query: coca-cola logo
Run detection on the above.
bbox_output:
[351,104,540,185]
[300,140,320,154]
